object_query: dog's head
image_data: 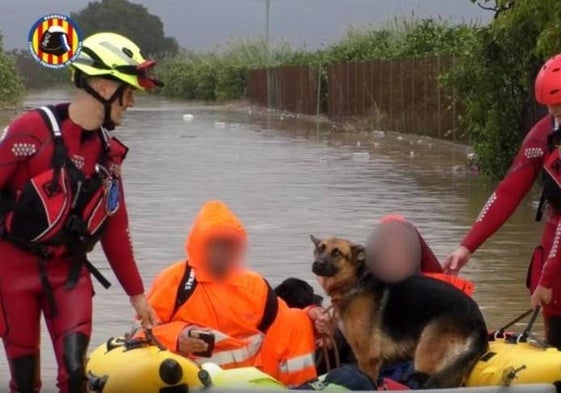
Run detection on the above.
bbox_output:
[311,235,366,296]
[274,278,324,309]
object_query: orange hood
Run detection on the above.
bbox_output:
[185,201,247,282]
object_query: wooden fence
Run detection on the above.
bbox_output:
[247,66,320,116]
[326,57,460,139]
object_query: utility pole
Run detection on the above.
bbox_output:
[265,0,271,47]
[265,0,272,109]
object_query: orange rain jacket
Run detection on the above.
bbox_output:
[147,201,317,386]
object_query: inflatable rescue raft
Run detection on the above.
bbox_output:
[87,325,561,392]
[467,335,561,387]
[86,336,285,392]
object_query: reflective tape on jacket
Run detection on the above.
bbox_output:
[203,333,264,366]
[279,352,316,374]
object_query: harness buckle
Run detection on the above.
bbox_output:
[65,214,88,235]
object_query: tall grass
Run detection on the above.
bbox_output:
[158,38,300,101]
[158,17,478,101]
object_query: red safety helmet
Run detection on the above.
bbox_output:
[535,54,561,106]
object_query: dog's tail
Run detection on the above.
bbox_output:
[425,327,489,388]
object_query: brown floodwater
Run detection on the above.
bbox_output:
[0,90,544,390]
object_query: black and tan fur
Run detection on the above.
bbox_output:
[311,235,488,388]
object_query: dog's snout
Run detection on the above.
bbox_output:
[312,260,326,271]
[313,259,336,277]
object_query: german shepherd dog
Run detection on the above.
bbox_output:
[311,236,488,388]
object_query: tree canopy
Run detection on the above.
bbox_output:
[445,0,561,177]
[70,0,179,58]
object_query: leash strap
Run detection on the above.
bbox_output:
[317,305,341,373]
[493,308,534,338]
[144,328,166,351]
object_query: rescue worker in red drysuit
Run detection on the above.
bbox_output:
[0,32,161,393]
[444,54,561,348]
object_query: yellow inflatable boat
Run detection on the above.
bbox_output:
[467,335,561,387]
[87,310,561,393]
[86,337,285,392]
[87,337,205,392]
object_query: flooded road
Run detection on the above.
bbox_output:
[1,90,543,388]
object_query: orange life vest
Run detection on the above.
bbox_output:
[147,201,317,386]
[423,273,475,296]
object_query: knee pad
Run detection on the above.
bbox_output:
[63,333,89,393]
[11,355,39,393]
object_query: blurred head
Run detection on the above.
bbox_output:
[206,235,245,280]
[186,201,248,282]
[366,217,421,283]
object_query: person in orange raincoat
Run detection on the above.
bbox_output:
[146,200,325,386]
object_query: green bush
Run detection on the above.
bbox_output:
[158,39,295,101]
[0,32,24,106]
[158,18,477,102]
[318,18,477,64]
[445,0,561,177]
[10,49,70,90]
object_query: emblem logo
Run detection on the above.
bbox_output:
[28,13,83,69]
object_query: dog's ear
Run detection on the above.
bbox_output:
[351,244,366,266]
[310,235,321,248]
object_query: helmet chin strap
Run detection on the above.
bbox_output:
[82,81,127,131]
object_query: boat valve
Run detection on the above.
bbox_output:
[501,365,526,386]
[198,369,212,388]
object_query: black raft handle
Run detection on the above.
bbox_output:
[493,308,533,339]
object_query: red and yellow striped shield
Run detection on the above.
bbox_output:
[27,14,83,69]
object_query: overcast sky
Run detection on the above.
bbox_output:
[0,0,491,51]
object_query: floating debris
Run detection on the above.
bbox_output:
[372,130,385,138]
[409,151,415,158]
[352,152,370,162]
[214,122,227,128]
[397,136,404,141]
[182,114,194,121]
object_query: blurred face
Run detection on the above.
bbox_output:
[549,103,561,124]
[366,222,421,283]
[206,237,245,280]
